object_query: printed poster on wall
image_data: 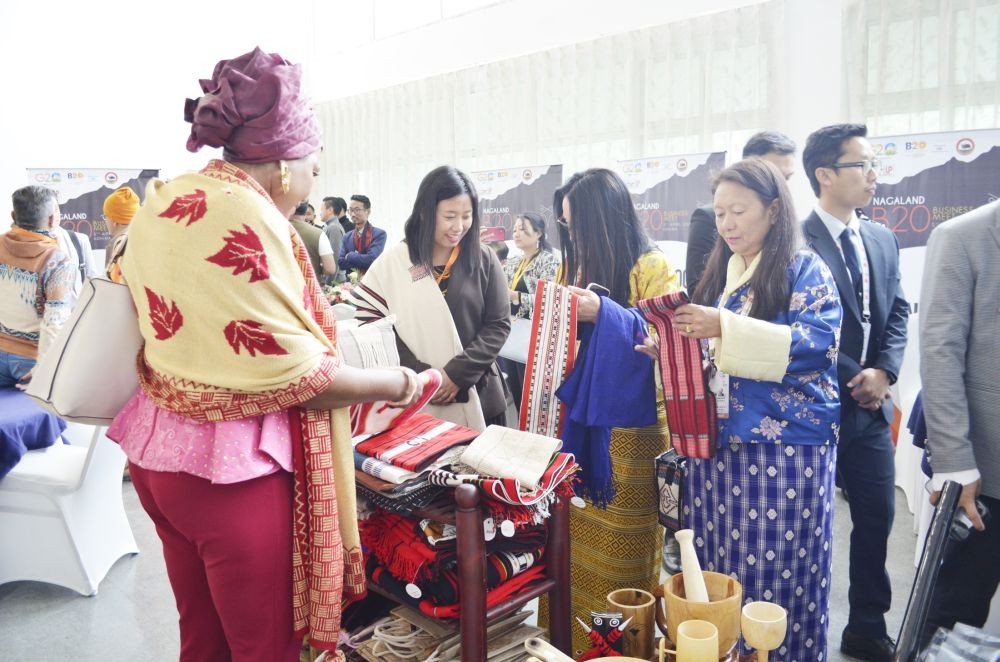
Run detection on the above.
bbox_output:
[619,152,726,282]
[861,128,1000,316]
[864,128,1000,250]
[26,168,159,249]
[472,165,563,246]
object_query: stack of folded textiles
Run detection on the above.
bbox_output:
[359,425,579,618]
[353,412,479,513]
[361,509,550,618]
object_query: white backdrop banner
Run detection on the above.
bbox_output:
[472,165,563,246]
[619,151,726,286]
[27,168,158,250]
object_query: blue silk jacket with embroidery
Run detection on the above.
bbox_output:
[714,251,842,447]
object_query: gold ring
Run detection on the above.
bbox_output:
[686,324,692,334]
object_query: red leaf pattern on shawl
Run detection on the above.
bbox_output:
[158,189,207,226]
[144,287,184,340]
[223,320,289,357]
[205,224,270,282]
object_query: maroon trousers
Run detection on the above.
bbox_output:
[129,463,300,662]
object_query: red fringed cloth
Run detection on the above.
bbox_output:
[354,413,478,472]
[638,291,716,458]
[518,281,578,437]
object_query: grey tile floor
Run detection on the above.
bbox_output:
[0,484,918,661]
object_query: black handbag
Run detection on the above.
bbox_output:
[655,449,687,531]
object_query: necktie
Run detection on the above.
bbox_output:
[839,227,863,307]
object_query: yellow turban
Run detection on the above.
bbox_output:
[103,187,140,224]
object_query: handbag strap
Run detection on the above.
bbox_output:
[66,230,87,282]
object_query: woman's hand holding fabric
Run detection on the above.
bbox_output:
[674,303,721,339]
[431,369,460,405]
[635,335,659,360]
[565,285,601,322]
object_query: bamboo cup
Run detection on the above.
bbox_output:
[607,587,657,659]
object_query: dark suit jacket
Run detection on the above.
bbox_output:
[802,211,909,430]
[685,205,717,294]
[339,223,387,271]
[396,245,511,420]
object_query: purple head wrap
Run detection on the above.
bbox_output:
[184,47,322,164]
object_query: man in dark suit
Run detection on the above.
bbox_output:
[331,196,352,234]
[802,123,909,662]
[685,131,798,294]
[339,194,387,275]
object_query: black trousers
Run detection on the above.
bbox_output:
[498,357,525,414]
[921,494,1000,644]
[839,406,897,638]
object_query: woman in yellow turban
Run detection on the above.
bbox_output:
[103,187,140,278]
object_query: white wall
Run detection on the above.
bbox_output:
[0,0,865,252]
[0,0,785,231]
[310,0,768,101]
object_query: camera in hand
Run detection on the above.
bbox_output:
[950,498,991,542]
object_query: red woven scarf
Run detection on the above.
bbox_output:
[638,291,716,458]
[354,223,372,253]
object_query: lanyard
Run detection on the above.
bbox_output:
[707,286,754,420]
[434,246,461,286]
[510,252,536,290]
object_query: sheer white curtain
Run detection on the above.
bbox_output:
[316,1,787,239]
[844,0,1000,134]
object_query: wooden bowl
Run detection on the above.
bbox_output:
[655,571,742,658]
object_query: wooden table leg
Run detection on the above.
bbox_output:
[455,484,487,662]
[548,494,572,655]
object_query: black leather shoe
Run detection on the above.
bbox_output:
[840,628,895,661]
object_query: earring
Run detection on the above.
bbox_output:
[279,161,290,194]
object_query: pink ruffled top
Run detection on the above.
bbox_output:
[107,389,293,484]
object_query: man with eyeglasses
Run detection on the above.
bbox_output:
[802,123,909,662]
[338,194,386,276]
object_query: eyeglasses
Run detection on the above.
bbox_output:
[348,207,366,214]
[828,159,881,176]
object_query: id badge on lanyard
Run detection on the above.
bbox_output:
[708,290,750,420]
[860,316,872,367]
[709,368,730,420]
[858,239,872,366]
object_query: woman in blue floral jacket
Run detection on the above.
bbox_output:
[674,158,842,662]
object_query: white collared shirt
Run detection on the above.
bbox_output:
[815,205,867,286]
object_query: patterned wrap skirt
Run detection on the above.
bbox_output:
[542,402,669,656]
[685,442,837,662]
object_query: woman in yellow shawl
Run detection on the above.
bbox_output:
[106,48,425,662]
[543,168,679,656]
